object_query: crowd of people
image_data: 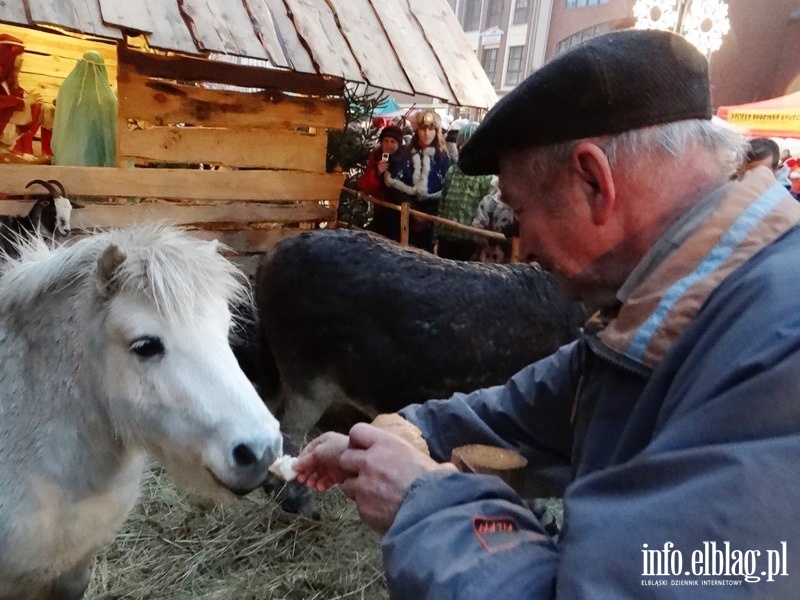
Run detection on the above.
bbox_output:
[358,108,514,260]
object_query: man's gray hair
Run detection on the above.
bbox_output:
[603,119,747,173]
[521,119,748,194]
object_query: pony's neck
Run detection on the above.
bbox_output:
[0,284,142,491]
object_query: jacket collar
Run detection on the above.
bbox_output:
[593,168,800,370]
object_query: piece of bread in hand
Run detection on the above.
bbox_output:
[371,413,430,456]
[268,455,298,481]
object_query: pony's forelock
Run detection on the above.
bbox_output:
[0,224,248,325]
[107,224,248,326]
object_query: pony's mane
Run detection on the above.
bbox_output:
[0,223,249,324]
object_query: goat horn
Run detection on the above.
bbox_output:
[25,179,58,197]
[47,179,66,197]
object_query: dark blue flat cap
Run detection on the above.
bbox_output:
[459,29,712,175]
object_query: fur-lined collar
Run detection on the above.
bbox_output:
[385,147,439,199]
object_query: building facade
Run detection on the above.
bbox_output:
[446,0,799,107]
[447,0,556,97]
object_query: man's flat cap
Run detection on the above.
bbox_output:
[459,29,712,175]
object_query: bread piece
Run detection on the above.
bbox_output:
[450,444,527,486]
[269,455,298,481]
[371,413,430,455]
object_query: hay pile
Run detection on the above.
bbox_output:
[87,467,387,600]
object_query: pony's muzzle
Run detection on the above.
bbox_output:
[215,437,282,495]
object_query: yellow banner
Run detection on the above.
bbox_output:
[725,109,800,135]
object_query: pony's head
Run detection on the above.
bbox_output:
[2,224,282,496]
[97,226,283,495]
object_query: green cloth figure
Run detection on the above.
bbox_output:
[51,50,117,167]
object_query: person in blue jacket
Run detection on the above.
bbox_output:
[295,29,800,599]
[384,108,451,251]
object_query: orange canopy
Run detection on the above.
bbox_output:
[716,91,800,138]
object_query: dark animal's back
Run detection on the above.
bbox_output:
[256,230,586,414]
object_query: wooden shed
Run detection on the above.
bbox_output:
[0,0,496,256]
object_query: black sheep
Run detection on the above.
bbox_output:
[240,229,588,513]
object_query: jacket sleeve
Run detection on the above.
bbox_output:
[382,344,577,599]
[383,470,559,600]
[400,341,581,467]
[357,154,383,197]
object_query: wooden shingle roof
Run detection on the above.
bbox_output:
[1,0,497,108]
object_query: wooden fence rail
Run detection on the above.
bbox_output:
[340,187,520,262]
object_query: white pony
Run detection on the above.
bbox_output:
[0,224,282,599]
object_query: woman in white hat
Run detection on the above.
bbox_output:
[385,109,451,251]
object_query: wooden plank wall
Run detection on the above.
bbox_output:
[113,51,345,251]
[0,33,345,255]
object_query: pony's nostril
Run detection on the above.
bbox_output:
[232,443,258,467]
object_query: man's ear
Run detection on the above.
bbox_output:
[571,142,615,225]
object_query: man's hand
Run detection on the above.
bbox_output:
[337,423,456,534]
[295,431,352,492]
[295,424,456,534]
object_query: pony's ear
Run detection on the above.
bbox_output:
[97,244,127,297]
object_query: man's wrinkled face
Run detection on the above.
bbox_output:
[498,154,579,276]
[499,138,717,309]
[497,150,620,307]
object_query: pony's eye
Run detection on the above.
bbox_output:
[129,336,165,358]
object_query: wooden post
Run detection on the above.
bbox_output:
[510,236,521,263]
[399,202,410,246]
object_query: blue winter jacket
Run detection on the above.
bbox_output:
[389,168,800,598]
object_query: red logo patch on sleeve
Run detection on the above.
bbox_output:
[473,515,547,553]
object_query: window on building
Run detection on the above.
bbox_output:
[463,0,481,31]
[505,45,524,87]
[565,0,609,8]
[484,0,504,29]
[513,0,529,24]
[482,47,498,85]
[555,22,613,54]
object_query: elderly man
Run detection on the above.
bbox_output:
[296,29,800,598]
